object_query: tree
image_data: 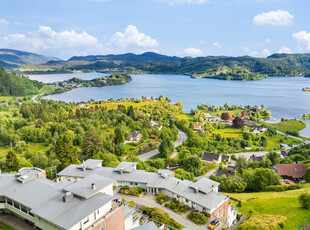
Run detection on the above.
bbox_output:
[304,168,310,183]
[82,128,102,159]
[180,156,202,175]
[5,150,19,172]
[159,138,174,158]
[221,112,230,121]
[55,134,79,170]
[235,156,248,173]
[266,151,281,165]
[114,126,125,145]
[232,117,245,129]
[299,193,310,209]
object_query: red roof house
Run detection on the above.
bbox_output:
[275,163,307,180]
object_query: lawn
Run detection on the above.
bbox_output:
[0,221,14,230]
[265,134,302,150]
[214,127,243,138]
[176,113,194,122]
[227,184,310,230]
[210,109,245,117]
[0,143,48,159]
[271,120,306,133]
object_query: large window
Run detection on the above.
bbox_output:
[7,199,13,206]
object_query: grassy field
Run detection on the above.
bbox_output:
[265,134,302,150]
[228,184,310,230]
[0,221,14,230]
[0,143,47,159]
[270,120,306,133]
[210,109,245,117]
[214,127,243,138]
[176,113,194,122]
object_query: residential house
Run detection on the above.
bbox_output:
[245,121,256,127]
[204,113,221,122]
[250,126,267,134]
[127,131,142,142]
[150,134,158,139]
[58,161,236,226]
[280,144,291,150]
[280,150,290,158]
[216,168,235,177]
[222,155,231,162]
[275,163,307,182]
[200,152,231,164]
[193,123,202,131]
[248,154,263,162]
[149,120,162,130]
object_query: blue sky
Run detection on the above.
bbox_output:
[0,0,309,59]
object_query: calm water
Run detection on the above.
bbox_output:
[29,73,310,137]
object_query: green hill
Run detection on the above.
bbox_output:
[0,68,45,96]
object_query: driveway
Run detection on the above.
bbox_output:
[138,129,188,161]
[118,193,206,230]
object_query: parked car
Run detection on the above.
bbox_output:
[208,219,220,230]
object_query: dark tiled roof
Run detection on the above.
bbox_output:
[222,155,231,161]
[201,152,221,162]
[276,163,307,179]
[216,169,235,177]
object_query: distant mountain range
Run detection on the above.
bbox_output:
[1,48,310,80]
[0,49,61,66]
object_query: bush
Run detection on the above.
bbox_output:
[264,184,302,192]
[299,193,310,209]
[279,222,284,228]
[141,207,183,229]
[156,192,168,205]
[236,214,242,221]
[187,210,208,225]
[120,186,143,196]
[238,201,242,207]
[165,198,189,213]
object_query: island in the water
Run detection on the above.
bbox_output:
[47,73,132,94]
[302,87,310,92]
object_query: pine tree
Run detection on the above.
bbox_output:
[55,134,78,170]
[82,128,102,159]
[5,150,19,172]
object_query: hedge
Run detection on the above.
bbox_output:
[187,210,208,225]
[264,184,302,192]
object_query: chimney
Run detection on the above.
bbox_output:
[82,165,86,171]
[195,187,199,193]
[91,183,96,190]
[212,185,214,188]
[119,168,123,174]
[63,192,73,202]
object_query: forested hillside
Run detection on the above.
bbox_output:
[0,68,44,96]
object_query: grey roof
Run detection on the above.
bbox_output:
[16,167,45,183]
[201,152,221,162]
[63,174,113,199]
[190,177,220,194]
[114,162,137,173]
[80,159,103,170]
[58,164,94,178]
[131,221,159,230]
[0,174,113,230]
[158,169,174,176]
[58,162,228,212]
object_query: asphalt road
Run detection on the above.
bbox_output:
[138,129,188,161]
[276,130,310,144]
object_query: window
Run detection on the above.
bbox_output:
[203,207,206,211]
[29,212,34,217]
[130,182,133,185]
[13,202,20,209]
[185,199,188,203]
[7,199,13,206]
[134,183,137,185]
[21,206,28,213]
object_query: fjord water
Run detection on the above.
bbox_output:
[29,73,310,137]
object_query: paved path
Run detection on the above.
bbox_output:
[276,130,310,144]
[31,94,40,103]
[138,129,188,161]
[118,194,206,230]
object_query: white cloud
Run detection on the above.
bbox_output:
[157,0,209,5]
[110,25,158,49]
[0,26,102,58]
[253,10,294,26]
[265,38,271,43]
[261,48,271,57]
[278,46,292,53]
[0,19,9,25]
[242,46,250,52]
[292,31,310,51]
[212,42,222,49]
[184,47,203,57]
[249,51,259,57]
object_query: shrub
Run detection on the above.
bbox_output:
[238,214,286,230]
[141,207,183,229]
[156,192,168,205]
[187,210,208,225]
[264,184,302,192]
[120,186,143,196]
[165,198,189,213]
[279,222,284,228]
[299,193,310,209]
[236,214,242,221]
[238,201,242,207]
